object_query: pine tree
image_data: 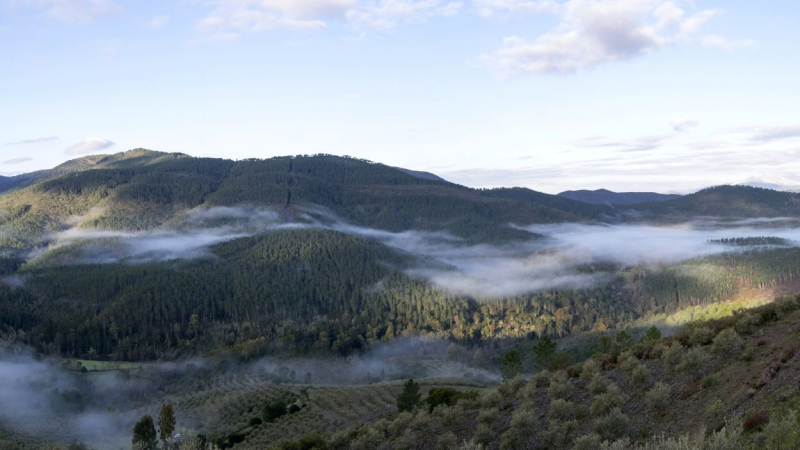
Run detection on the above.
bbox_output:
[396,379,421,412]
[132,415,157,450]
[533,336,557,370]
[500,349,523,381]
[158,403,176,446]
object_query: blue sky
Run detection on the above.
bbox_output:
[1,0,799,193]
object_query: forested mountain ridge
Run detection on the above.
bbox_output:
[0,150,597,251]
[632,185,800,218]
[557,188,682,205]
[5,151,800,364]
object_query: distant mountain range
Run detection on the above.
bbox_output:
[557,188,682,205]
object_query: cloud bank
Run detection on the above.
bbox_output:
[483,0,749,76]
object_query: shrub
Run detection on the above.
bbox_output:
[593,408,630,442]
[701,374,720,389]
[542,419,578,448]
[458,442,484,450]
[388,412,414,436]
[572,434,602,450]
[743,410,770,432]
[549,399,575,422]
[663,342,685,368]
[580,359,601,381]
[477,408,499,425]
[575,405,590,420]
[478,389,504,409]
[520,379,540,399]
[775,296,800,316]
[711,328,744,355]
[590,384,623,416]
[677,348,707,375]
[631,364,651,387]
[551,370,569,384]
[547,378,574,400]
[434,405,461,428]
[435,432,457,450]
[689,326,715,346]
[498,408,537,450]
[740,342,756,362]
[409,411,429,430]
[426,388,476,412]
[588,374,610,394]
[472,424,495,446]
[735,313,761,335]
[618,355,639,373]
[531,370,551,388]
[762,410,800,449]
[249,417,263,426]
[498,375,527,397]
[393,430,415,450]
[350,427,382,450]
[645,383,670,412]
[650,343,669,359]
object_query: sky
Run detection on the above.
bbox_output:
[1,0,799,194]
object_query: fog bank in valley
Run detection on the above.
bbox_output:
[32,206,800,299]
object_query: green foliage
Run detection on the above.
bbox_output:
[641,326,662,343]
[645,383,670,413]
[396,379,421,412]
[712,328,744,355]
[590,384,623,416]
[263,400,288,423]
[533,337,557,370]
[498,408,538,450]
[132,415,157,450]
[500,349,523,381]
[631,364,651,387]
[435,432,457,450]
[158,403,176,444]
[593,408,630,442]
[548,399,575,422]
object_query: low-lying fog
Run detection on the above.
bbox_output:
[14,207,800,299]
[0,338,493,447]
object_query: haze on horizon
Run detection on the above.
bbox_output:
[2,0,799,194]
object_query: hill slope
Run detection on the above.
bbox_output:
[558,189,682,205]
[0,150,592,251]
[633,185,800,218]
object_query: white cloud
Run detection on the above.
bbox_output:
[64,137,114,155]
[2,157,34,165]
[700,34,757,51]
[197,0,462,34]
[483,0,750,76]
[147,15,170,28]
[11,0,119,23]
[473,0,559,17]
[670,117,699,132]
[4,135,58,145]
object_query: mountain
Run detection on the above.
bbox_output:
[633,185,800,218]
[0,150,592,251]
[557,188,682,205]
[391,167,447,182]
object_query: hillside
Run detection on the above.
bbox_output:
[632,185,800,218]
[557,189,682,205]
[0,150,591,251]
[253,295,800,450]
